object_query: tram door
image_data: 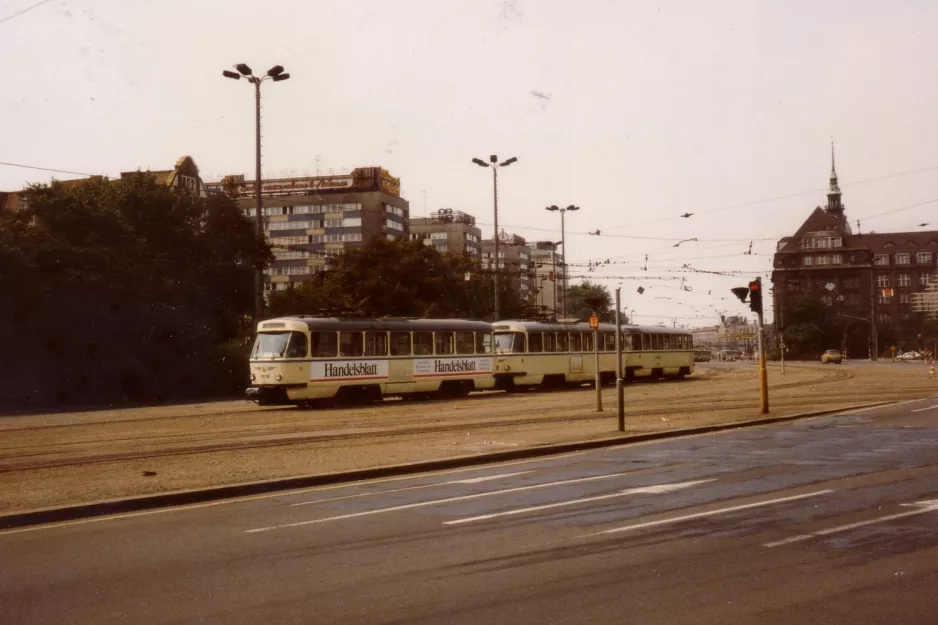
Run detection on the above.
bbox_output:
[568,332,583,374]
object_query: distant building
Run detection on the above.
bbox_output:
[529,241,564,316]
[771,149,938,354]
[481,232,535,305]
[409,209,481,258]
[205,167,408,292]
[0,155,206,213]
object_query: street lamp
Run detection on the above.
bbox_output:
[223,63,291,325]
[545,204,579,318]
[472,154,518,321]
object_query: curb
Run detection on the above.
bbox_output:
[0,401,890,530]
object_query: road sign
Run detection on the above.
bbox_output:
[825,282,836,291]
[589,316,599,329]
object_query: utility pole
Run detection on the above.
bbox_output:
[869,266,879,361]
[472,155,518,321]
[615,288,625,431]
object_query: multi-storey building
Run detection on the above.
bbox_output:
[409,209,481,258]
[481,232,535,305]
[205,167,408,292]
[1,155,207,213]
[529,241,564,315]
[771,153,938,355]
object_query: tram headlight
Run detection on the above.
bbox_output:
[250,373,256,381]
[275,373,283,381]
[504,365,511,372]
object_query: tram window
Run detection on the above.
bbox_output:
[475,332,492,354]
[528,332,543,353]
[543,332,556,352]
[625,334,642,352]
[389,331,411,356]
[557,332,569,352]
[624,334,636,351]
[582,332,593,352]
[364,331,388,357]
[495,332,526,354]
[662,335,671,350]
[413,332,433,355]
[311,332,338,358]
[569,332,581,351]
[435,332,455,355]
[455,332,475,355]
[604,332,616,352]
[339,331,364,357]
[285,332,308,358]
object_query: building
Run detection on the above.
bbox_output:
[409,209,481,258]
[1,155,207,213]
[771,150,938,356]
[529,241,564,316]
[205,167,409,292]
[481,232,535,305]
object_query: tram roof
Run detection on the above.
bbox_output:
[259,316,493,332]
[492,320,691,335]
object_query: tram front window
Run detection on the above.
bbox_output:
[253,332,307,359]
[494,332,526,354]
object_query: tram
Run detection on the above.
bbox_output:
[491,320,694,389]
[246,316,495,406]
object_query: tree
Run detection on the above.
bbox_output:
[565,281,624,323]
[0,174,270,408]
[266,238,528,320]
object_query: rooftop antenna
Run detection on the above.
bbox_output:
[315,155,322,176]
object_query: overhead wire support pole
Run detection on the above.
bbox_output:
[472,155,517,321]
[615,287,624,431]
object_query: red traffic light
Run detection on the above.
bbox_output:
[749,281,760,292]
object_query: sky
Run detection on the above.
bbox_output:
[4,0,938,326]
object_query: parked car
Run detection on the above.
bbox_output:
[821,349,843,364]
[897,351,922,361]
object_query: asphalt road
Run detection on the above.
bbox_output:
[3,396,938,624]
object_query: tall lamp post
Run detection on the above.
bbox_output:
[472,154,518,321]
[545,204,579,318]
[223,63,291,325]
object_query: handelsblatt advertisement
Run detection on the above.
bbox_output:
[414,357,493,377]
[310,360,389,383]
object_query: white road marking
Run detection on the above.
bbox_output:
[444,479,714,525]
[291,471,536,506]
[452,471,533,484]
[911,404,938,413]
[245,470,649,533]
[764,499,938,547]
[582,490,835,537]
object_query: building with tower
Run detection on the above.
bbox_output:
[771,147,938,357]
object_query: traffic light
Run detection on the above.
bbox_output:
[731,279,764,317]
[748,279,763,317]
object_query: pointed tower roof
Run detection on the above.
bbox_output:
[826,140,844,216]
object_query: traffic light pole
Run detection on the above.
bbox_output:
[615,288,625,431]
[757,309,768,414]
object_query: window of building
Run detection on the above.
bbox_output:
[879,313,891,323]
[898,273,911,287]
[821,295,833,306]
[385,219,404,232]
[842,278,860,289]
[921,273,933,286]
[900,292,910,304]
[895,253,911,265]
[874,254,889,266]
[429,232,448,240]
[831,254,842,265]
[876,274,890,288]
[815,255,830,265]
[786,278,803,292]
[846,294,861,306]
[324,217,362,228]
[917,252,933,265]
[803,256,814,266]
[434,244,448,253]
[384,204,406,217]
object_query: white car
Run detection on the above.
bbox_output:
[897,351,921,361]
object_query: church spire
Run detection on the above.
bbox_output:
[826,140,843,213]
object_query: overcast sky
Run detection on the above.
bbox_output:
[4,0,938,325]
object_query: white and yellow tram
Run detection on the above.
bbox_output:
[246,317,496,406]
[491,320,694,389]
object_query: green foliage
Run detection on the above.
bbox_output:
[565,281,627,323]
[0,174,270,408]
[267,238,528,320]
